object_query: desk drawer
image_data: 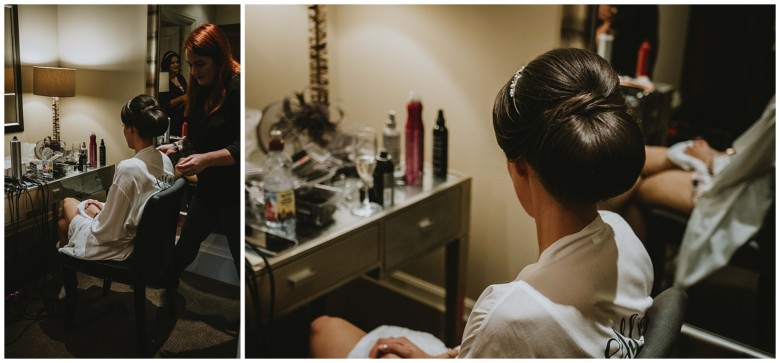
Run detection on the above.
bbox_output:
[271,225,380,313]
[384,188,460,271]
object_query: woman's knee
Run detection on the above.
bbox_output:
[310,315,342,334]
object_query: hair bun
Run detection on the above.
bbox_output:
[554,91,625,121]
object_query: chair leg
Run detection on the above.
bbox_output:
[134,283,150,357]
[167,263,177,318]
[62,265,78,329]
[103,279,112,296]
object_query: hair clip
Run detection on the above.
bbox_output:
[509,66,525,98]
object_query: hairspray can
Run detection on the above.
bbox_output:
[89,132,97,168]
[404,92,424,186]
[10,136,22,180]
[99,139,106,167]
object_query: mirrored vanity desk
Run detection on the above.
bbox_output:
[246,168,471,347]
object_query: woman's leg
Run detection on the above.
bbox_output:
[309,315,367,358]
[175,192,219,279]
[601,146,678,214]
[643,146,677,176]
[636,169,695,215]
[58,198,81,247]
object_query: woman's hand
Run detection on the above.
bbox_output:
[684,139,725,172]
[83,199,103,218]
[157,143,178,156]
[176,153,211,176]
[368,337,431,359]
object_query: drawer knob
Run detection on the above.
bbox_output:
[287,268,316,288]
[418,218,433,233]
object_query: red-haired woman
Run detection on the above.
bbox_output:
[159,23,241,279]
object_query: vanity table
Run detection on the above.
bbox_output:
[246,169,471,347]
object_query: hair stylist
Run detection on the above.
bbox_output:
[158,23,241,279]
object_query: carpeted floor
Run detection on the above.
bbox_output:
[5,270,239,358]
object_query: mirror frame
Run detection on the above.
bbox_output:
[5,4,24,133]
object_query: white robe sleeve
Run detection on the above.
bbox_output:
[90,182,134,244]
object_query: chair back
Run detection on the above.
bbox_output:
[131,178,187,283]
[637,286,688,358]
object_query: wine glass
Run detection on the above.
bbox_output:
[351,126,381,217]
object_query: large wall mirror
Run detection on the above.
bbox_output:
[5,4,24,133]
[145,5,240,139]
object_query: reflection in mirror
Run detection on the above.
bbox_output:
[146,5,240,140]
[5,4,24,133]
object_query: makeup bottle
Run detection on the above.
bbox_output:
[432,109,448,180]
[99,139,106,167]
[372,150,394,207]
[382,111,402,179]
[78,142,87,171]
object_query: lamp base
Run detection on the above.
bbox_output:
[34,137,66,160]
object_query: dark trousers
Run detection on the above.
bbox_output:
[175,191,240,279]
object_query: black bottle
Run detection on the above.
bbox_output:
[78,142,87,171]
[371,150,394,207]
[99,139,106,167]
[432,109,448,180]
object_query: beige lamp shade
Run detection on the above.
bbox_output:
[33,66,76,97]
[5,67,15,94]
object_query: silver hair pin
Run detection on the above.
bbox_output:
[509,66,524,98]
[509,66,525,114]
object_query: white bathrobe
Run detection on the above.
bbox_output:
[674,96,775,288]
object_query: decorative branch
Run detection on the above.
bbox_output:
[308,5,329,106]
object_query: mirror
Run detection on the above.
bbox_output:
[145,5,240,140]
[5,4,24,133]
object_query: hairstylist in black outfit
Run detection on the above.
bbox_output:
[158,23,241,279]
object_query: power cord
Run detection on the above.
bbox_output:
[245,243,275,357]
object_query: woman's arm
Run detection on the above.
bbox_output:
[90,183,133,243]
[175,148,235,176]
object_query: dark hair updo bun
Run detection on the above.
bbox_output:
[120,94,169,139]
[493,48,645,204]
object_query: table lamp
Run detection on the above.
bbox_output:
[33,66,75,155]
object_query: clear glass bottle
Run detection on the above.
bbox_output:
[263,130,296,236]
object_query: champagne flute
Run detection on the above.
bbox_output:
[351,126,382,217]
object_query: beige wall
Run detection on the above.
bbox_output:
[245,5,310,113]
[655,5,690,106]
[246,4,562,301]
[7,5,147,166]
